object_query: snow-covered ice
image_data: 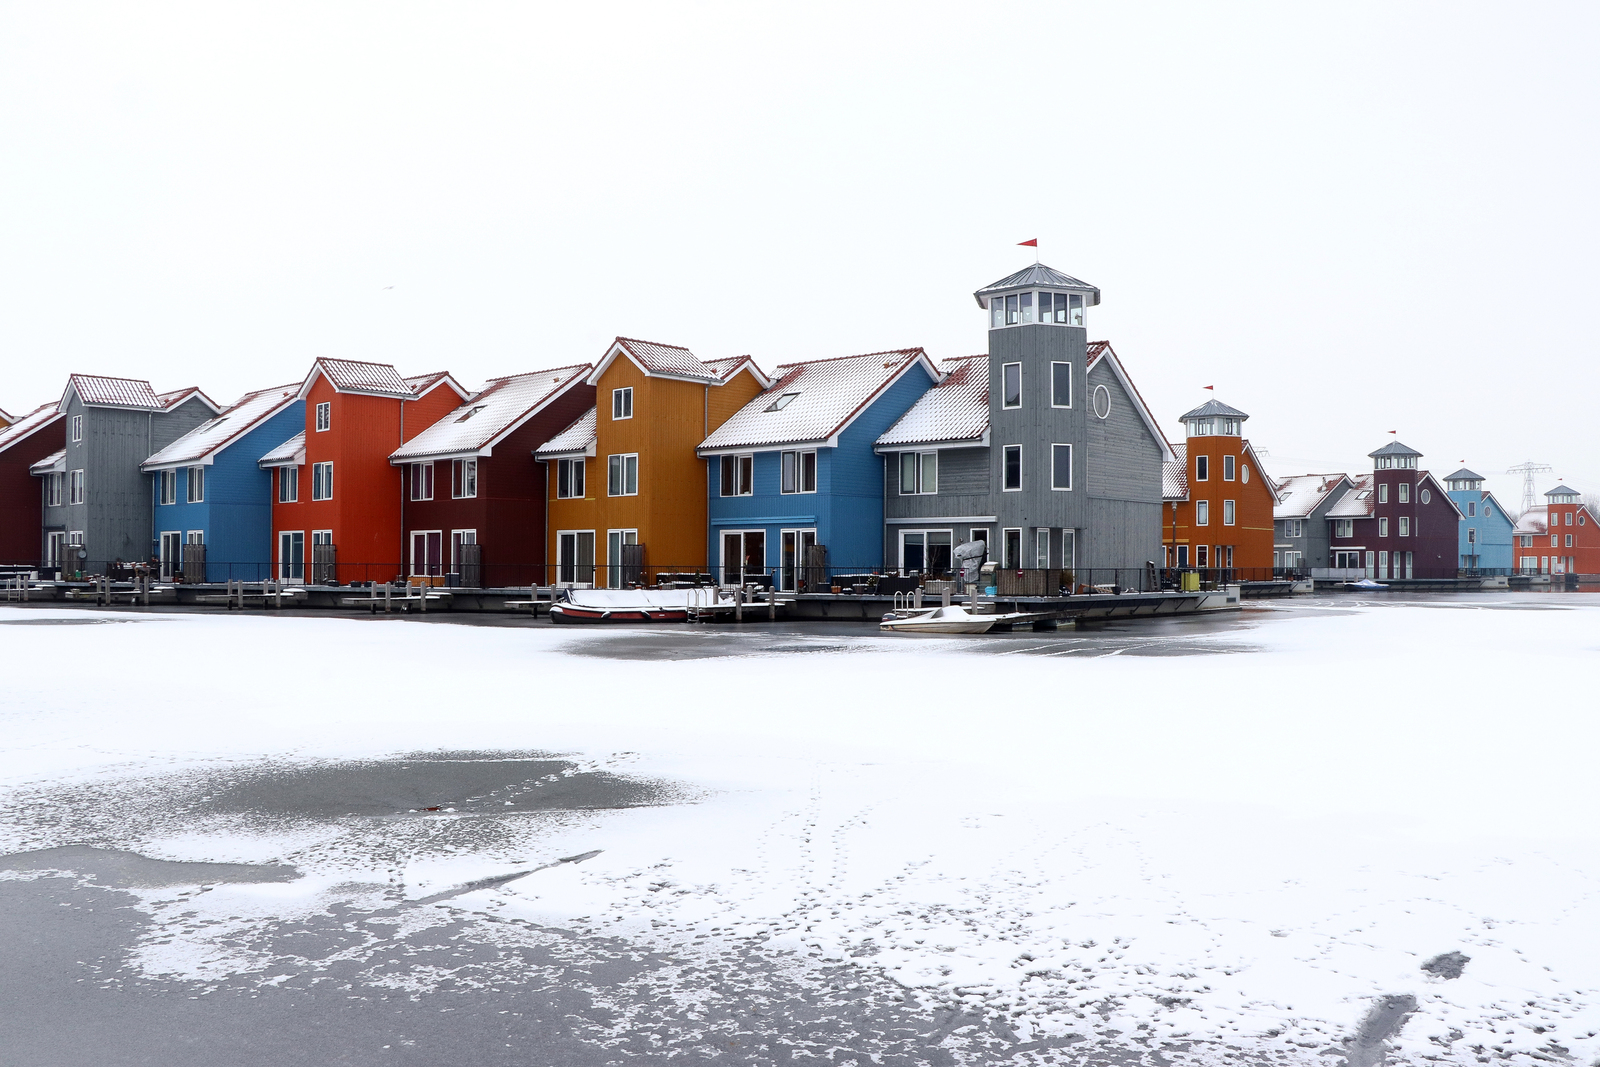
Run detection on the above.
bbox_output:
[0,597,1596,1064]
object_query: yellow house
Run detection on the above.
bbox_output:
[535,337,767,585]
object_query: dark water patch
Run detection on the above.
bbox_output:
[0,617,145,626]
[1421,950,1470,979]
[0,845,298,887]
[1342,993,1418,1067]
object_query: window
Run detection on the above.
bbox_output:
[1242,464,1251,484]
[1035,529,1050,568]
[1002,363,1021,409]
[899,451,937,495]
[160,469,177,505]
[45,472,63,507]
[182,466,202,503]
[612,387,633,420]
[1002,528,1022,569]
[764,392,800,412]
[1003,445,1022,491]
[719,455,751,497]
[781,450,817,494]
[605,529,638,588]
[1196,545,1209,568]
[1051,362,1071,408]
[1379,484,1388,503]
[312,461,333,501]
[1581,513,1586,526]
[557,530,596,585]
[410,531,443,578]
[1467,501,1476,517]
[1224,455,1236,481]
[1398,482,1410,504]
[279,530,305,580]
[609,453,640,496]
[1467,527,1477,544]
[69,469,84,504]
[900,530,953,576]
[1093,384,1111,419]
[1196,455,1209,481]
[278,465,299,503]
[454,405,487,423]
[1551,534,1559,548]
[1282,519,1304,538]
[452,529,476,573]
[1224,500,1236,526]
[1520,535,1533,548]
[410,462,434,501]
[1420,488,1430,504]
[1196,500,1209,526]
[1051,444,1072,491]
[452,458,477,499]
[315,402,331,432]
[1566,533,1574,548]
[556,458,585,498]
[1379,517,1388,537]
[71,414,83,442]
[1399,516,1410,537]
[1335,519,1353,538]
[1565,511,1574,526]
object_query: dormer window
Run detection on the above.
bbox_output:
[765,392,800,412]
[454,405,487,423]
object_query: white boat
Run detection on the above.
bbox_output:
[551,586,732,624]
[1344,578,1389,589]
[879,604,1035,634]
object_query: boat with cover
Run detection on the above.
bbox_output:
[878,604,1038,634]
[550,587,732,624]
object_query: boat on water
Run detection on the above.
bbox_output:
[879,604,1038,634]
[550,587,732,624]
[1343,578,1389,590]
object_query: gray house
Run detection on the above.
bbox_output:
[874,263,1170,582]
[1272,473,1353,572]
[37,374,219,574]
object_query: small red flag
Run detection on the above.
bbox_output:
[1204,385,1214,390]
[1018,238,1037,247]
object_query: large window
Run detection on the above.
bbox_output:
[899,451,937,495]
[69,469,85,504]
[557,530,596,585]
[279,465,299,503]
[1051,362,1071,408]
[1003,445,1022,491]
[160,469,177,505]
[410,462,433,501]
[312,462,333,501]
[900,530,952,576]
[1051,444,1072,491]
[452,458,477,499]
[556,458,585,499]
[187,466,205,503]
[1196,500,1209,526]
[781,450,817,494]
[606,529,639,588]
[719,455,752,497]
[609,453,640,496]
[410,530,443,577]
[315,402,331,432]
[279,530,305,581]
[612,387,633,420]
[1002,363,1021,408]
[45,472,62,507]
[1334,518,1353,538]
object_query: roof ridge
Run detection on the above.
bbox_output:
[616,335,694,354]
[482,363,591,383]
[320,356,402,369]
[769,347,925,370]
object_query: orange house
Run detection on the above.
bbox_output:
[535,337,767,586]
[1161,399,1277,574]
[261,359,467,584]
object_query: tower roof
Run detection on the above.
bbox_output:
[1443,467,1484,482]
[973,263,1100,308]
[1546,484,1581,497]
[1179,398,1248,421]
[1368,440,1422,459]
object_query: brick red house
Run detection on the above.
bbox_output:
[0,402,66,567]
[388,365,595,587]
[1512,485,1600,575]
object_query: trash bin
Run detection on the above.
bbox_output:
[1179,570,1200,592]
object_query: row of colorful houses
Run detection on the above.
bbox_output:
[1,261,1594,586]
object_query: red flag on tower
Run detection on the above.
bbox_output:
[1204,385,1214,391]
[1018,239,1037,247]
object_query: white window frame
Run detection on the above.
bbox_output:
[1050,362,1071,409]
[1399,516,1410,537]
[186,529,204,545]
[1379,483,1388,503]
[159,530,182,580]
[451,529,477,572]
[1050,443,1072,491]
[312,461,333,501]
[1196,500,1209,526]
[45,472,63,508]
[71,414,83,442]
[898,450,938,495]
[1002,445,1022,492]
[1398,482,1410,504]
[780,450,818,494]
[1001,362,1022,409]
[720,528,768,585]
[410,462,434,502]
[278,530,305,582]
[452,458,477,499]
[1379,517,1389,537]
[1195,455,1209,482]
[556,529,597,587]
[1223,454,1236,481]
[159,469,177,505]
[1334,518,1353,538]
[778,527,819,592]
[556,457,585,499]
[315,402,331,432]
[278,465,299,503]
[605,528,639,588]
[46,530,66,566]
[898,528,954,576]
[409,529,444,578]
[1035,528,1050,568]
[186,465,205,503]
[719,454,752,497]
[611,387,634,420]
[1566,533,1574,548]
[609,453,640,497]
[69,469,85,504]
[1223,499,1235,526]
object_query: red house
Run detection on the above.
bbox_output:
[260,359,467,584]
[387,365,595,587]
[0,402,66,567]
[1324,440,1462,579]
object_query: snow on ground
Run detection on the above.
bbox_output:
[1,598,1597,1064]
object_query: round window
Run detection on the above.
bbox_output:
[1093,384,1111,419]
[1486,506,1493,518]
[1420,488,1430,504]
[1581,514,1587,526]
[1241,464,1250,483]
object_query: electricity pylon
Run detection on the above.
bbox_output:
[1507,462,1553,515]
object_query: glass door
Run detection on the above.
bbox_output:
[160,531,182,581]
[279,531,305,581]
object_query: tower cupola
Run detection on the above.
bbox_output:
[974,263,1099,330]
[1546,485,1580,504]
[1443,467,1485,492]
[1179,398,1247,438]
[1368,440,1421,471]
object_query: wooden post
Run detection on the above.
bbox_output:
[735,587,743,623]
[768,582,776,620]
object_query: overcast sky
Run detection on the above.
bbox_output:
[2,3,1595,510]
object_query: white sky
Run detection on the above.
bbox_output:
[2,3,1596,509]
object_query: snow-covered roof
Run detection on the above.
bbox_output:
[703,355,772,387]
[391,365,591,462]
[1179,398,1249,421]
[30,449,65,475]
[1546,484,1581,498]
[157,386,220,412]
[1513,506,1548,536]
[588,337,728,385]
[62,374,163,411]
[1274,474,1350,519]
[534,407,598,459]
[301,358,414,399]
[0,402,64,457]
[700,349,936,453]
[1369,440,1422,458]
[875,355,988,449]
[403,371,468,400]
[1327,476,1376,519]
[1163,442,1189,501]
[1443,467,1485,483]
[973,262,1100,308]
[141,385,299,470]
[258,431,306,469]
[0,407,12,425]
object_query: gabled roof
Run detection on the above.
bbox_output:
[142,385,300,470]
[30,449,66,475]
[1180,398,1249,421]
[391,365,591,462]
[973,262,1100,308]
[700,349,937,454]
[0,402,65,457]
[1273,474,1351,519]
[1443,467,1485,483]
[1513,505,1548,536]
[1086,341,1176,461]
[298,358,414,400]
[61,374,163,411]
[1479,491,1513,520]
[1546,484,1581,498]
[403,371,469,401]
[1327,475,1376,518]
[534,407,598,459]
[0,407,13,425]
[257,431,306,469]
[1163,442,1189,501]
[1369,440,1422,458]
[703,355,773,388]
[588,337,725,385]
[875,355,989,449]
[158,386,221,413]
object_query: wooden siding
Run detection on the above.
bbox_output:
[0,414,64,565]
[1163,434,1276,570]
[1085,361,1162,505]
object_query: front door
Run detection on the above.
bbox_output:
[557,531,595,586]
[606,529,638,588]
[721,530,765,586]
[279,531,305,581]
[160,531,182,580]
[411,532,442,579]
[780,529,818,591]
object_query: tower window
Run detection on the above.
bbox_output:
[1002,363,1021,409]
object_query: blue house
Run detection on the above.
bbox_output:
[1442,467,1515,573]
[696,348,941,589]
[141,384,304,581]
